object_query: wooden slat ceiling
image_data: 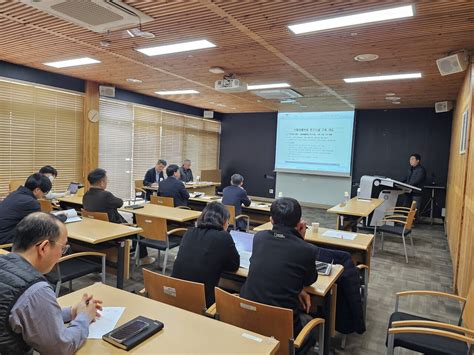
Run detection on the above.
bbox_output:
[0,0,473,113]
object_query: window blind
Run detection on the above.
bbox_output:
[0,79,83,197]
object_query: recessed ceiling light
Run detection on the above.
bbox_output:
[44,57,100,68]
[136,40,216,56]
[393,101,401,104]
[354,54,379,62]
[248,83,291,90]
[126,78,143,84]
[288,4,414,34]
[209,67,225,74]
[216,103,226,107]
[344,72,422,83]
[385,96,401,100]
[386,92,396,96]
[155,90,199,95]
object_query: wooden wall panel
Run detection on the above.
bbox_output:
[457,64,474,297]
[82,81,99,189]
[446,63,473,295]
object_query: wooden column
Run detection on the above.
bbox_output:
[83,81,99,190]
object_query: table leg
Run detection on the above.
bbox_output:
[117,240,125,289]
[322,287,333,355]
[430,188,435,225]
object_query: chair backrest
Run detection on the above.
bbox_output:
[462,282,474,330]
[39,199,53,213]
[135,214,168,241]
[9,179,23,192]
[225,205,236,225]
[143,268,207,315]
[405,201,417,230]
[81,209,109,222]
[215,288,293,355]
[135,179,144,189]
[200,169,221,182]
[150,195,174,207]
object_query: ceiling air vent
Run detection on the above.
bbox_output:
[253,88,303,100]
[20,0,153,33]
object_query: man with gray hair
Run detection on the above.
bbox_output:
[222,174,251,231]
[179,159,194,183]
[0,212,102,354]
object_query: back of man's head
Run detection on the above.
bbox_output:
[25,173,52,193]
[13,212,61,253]
[231,174,244,186]
[87,168,107,185]
[166,164,179,177]
[270,197,302,228]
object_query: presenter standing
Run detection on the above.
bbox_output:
[401,153,426,210]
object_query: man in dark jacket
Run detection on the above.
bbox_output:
[402,153,426,209]
[222,174,251,231]
[143,159,167,200]
[0,173,52,244]
[240,197,318,353]
[83,168,154,265]
[178,159,193,183]
[158,164,190,207]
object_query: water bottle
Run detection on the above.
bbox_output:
[344,191,350,204]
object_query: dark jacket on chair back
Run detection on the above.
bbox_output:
[158,176,190,207]
[83,187,126,224]
[0,254,46,354]
[0,187,40,244]
[171,227,240,307]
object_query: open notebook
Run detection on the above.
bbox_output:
[51,209,82,223]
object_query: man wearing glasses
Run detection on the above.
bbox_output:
[0,212,103,354]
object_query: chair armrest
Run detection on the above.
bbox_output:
[59,252,106,263]
[167,228,188,236]
[395,290,466,303]
[392,320,474,337]
[205,303,217,318]
[388,327,474,344]
[381,218,407,225]
[384,214,408,220]
[139,288,147,297]
[0,243,13,249]
[135,188,146,194]
[176,206,191,210]
[385,207,411,213]
[294,318,325,348]
[356,264,369,271]
[236,214,250,221]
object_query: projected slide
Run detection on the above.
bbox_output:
[275,111,355,176]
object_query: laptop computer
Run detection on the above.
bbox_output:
[67,182,80,194]
[230,230,254,269]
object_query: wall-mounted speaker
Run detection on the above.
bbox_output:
[436,52,469,76]
[203,110,214,119]
[99,85,115,97]
[435,101,454,113]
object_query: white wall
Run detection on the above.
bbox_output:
[275,172,352,207]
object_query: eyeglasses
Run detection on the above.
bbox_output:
[35,240,70,256]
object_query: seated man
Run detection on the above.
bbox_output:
[0,173,51,244]
[143,159,167,200]
[178,159,193,183]
[83,168,154,265]
[240,197,318,353]
[222,174,251,231]
[158,164,190,207]
[39,165,70,200]
[0,212,102,354]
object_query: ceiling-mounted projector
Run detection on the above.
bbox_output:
[215,78,247,93]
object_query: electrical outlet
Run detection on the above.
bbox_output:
[269,189,274,194]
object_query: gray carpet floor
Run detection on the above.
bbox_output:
[67,207,459,355]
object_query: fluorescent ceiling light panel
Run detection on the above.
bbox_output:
[288,4,414,34]
[44,57,100,68]
[155,90,199,95]
[247,83,291,90]
[137,40,216,56]
[344,73,421,83]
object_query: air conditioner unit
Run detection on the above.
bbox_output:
[253,88,303,100]
[435,101,454,113]
[215,79,248,93]
[99,85,115,97]
[436,52,469,76]
[20,0,153,33]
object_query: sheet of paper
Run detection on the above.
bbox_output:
[322,230,357,240]
[239,250,252,269]
[87,307,125,339]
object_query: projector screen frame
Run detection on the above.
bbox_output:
[274,168,351,178]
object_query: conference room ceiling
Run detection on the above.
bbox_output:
[0,0,473,113]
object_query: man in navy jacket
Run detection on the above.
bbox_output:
[0,173,52,244]
[158,164,190,207]
[143,159,167,200]
[222,174,251,230]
